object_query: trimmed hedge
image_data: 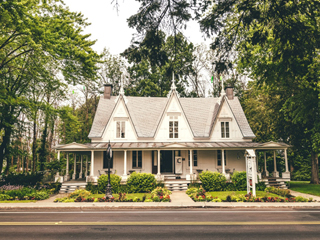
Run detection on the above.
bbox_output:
[231,171,247,190]
[199,171,227,191]
[97,174,121,194]
[126,172,156,193]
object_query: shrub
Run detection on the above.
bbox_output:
[69,189,91,199]
[199,171,227,191]
[151,187,171,202]
[2,172,44,187]
[265,187,291,197]
[256,181,266,191]
[33,191,50,200]
[126,172,156,193]
[98,174,121,193]
[186,187,197,196]
[231,171,247,191]
[86,182,99,194]
[0,194,10,201]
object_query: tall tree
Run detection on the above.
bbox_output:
[199,0,320,183]
[0,1,100,173]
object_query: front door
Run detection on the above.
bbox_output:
[161,150,173,173]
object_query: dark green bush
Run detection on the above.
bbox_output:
[97,174,121,193]
[86,182,99,194]
[199,171,227,191]
[231,171,247,191]
[257,181,266,191]
[126,172,156,193]
[2,172,44,187]
[226,182,236,191]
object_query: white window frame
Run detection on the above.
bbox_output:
[221,121,230,138]
[217,150,227,167]
[169,116,179,139]
[116,121,126,139]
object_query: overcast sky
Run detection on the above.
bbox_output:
[63,0,208,55]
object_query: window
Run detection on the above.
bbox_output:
[217,150,226,166]
[103,151,113,169]
[169,116,178,138]
[116,121,125,138]
[221,122,230,138]
[132,151,142,168]
[188,150,198,167]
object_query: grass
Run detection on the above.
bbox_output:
[207,191,279,200]
[0,200,37,203]
[89,193,152,200]
[289,181,320,197]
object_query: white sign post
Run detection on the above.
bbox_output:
[245,149,257,197]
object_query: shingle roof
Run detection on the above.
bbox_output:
[88,94,255,139]
[88,96,117,138]
[179,98,219,137]
[226,97,256,138]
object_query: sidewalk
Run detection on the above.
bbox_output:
[1,191,320,210]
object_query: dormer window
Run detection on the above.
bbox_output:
[221,122,230,138]
[116,121,125,138]
[169,116,178,138]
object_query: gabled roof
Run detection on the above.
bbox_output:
[88,94,255,139]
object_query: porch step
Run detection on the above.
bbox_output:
[265,178,288,189]
[59,182,87,194]
[165,180,189,191]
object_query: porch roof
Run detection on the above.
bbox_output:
[55,141,289,151]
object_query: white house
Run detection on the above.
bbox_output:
[55,79,290,189]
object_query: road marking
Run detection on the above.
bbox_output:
[1,221,320,226]
[1,210,320,214]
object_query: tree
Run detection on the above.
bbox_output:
[0,1,100,173]
[123,31,195,97]
[199,0,320,183]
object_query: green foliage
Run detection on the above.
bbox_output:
[231,171,247,191]
[289,181,320,197]
[0,194,10,201]
[199,171,227,191]
[2,187,49,200]
[186,187,197,196]
[265,187,291,198]
[2,172,44,187]
[69,189,91,199]
[97,174,121,194]
[85,182,99,194]
[151,187,171,202]
[126,172,156,193]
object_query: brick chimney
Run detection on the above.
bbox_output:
[104,84,113,99]
[226,87,234,100]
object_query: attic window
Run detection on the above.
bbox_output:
[221,122,230,138]
[116,121,125,138]
[169,116,178,138]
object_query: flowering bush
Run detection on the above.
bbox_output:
[187,187,214,202]
[151,187,171,202]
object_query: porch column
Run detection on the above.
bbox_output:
[72,154,76,180]
[64,153,69,181]
[157,150,160,175]
[273,150,279,177]
[90,150,94,177]
[79,155,83,179]
[189,149,193,176]
[123,150,127,179]
[222,149,225,174]
[264,152,269,176]
[57,150,60,161]
[284,149,288,172]
[85,155,88,177]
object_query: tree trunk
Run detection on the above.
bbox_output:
[310,151,319,184]
[0,126,12,174]
[32,116,37,172]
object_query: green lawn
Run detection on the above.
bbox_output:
[89,193,152,200]
[289,181,320,197]
[207,191,279,200]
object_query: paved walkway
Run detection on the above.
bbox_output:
[170,191,194,204]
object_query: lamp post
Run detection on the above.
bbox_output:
[105,141,113,199]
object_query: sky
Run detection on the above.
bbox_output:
[63,0,208,55]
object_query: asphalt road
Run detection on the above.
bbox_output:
[1,209,320,239]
